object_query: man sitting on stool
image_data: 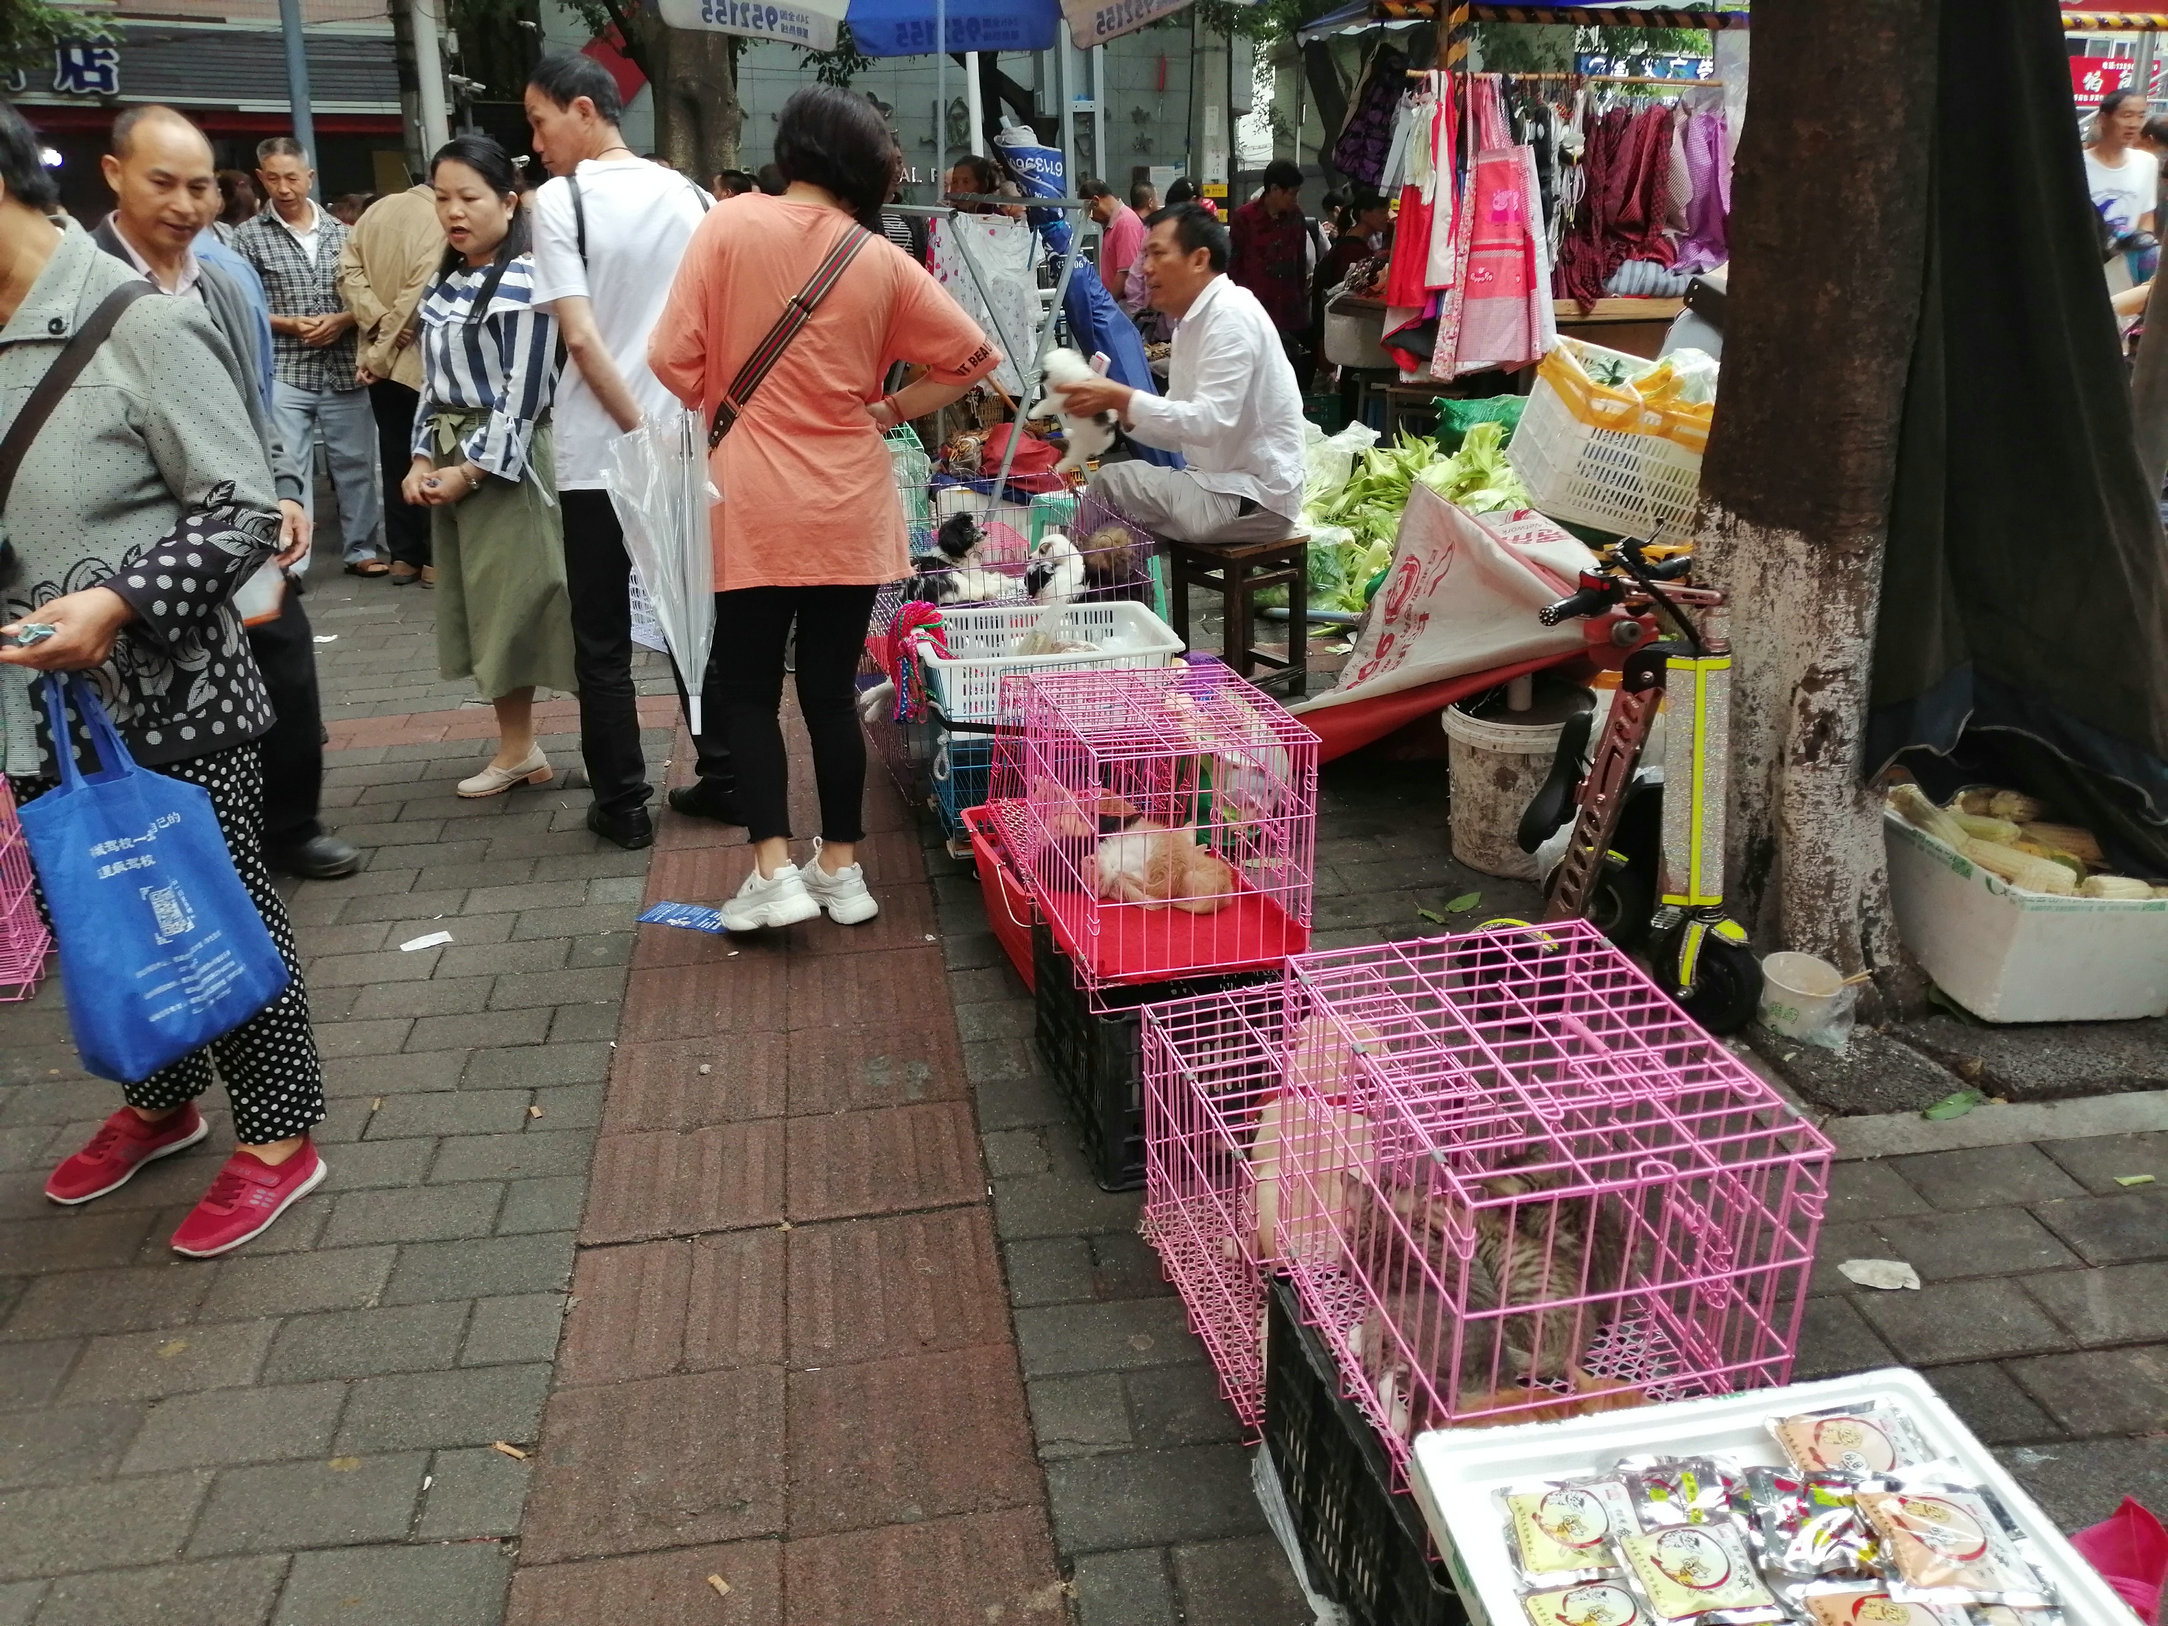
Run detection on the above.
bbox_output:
[1055,201,1306,547]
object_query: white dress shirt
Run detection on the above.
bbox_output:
[110,219,204,300]
[1123,273,1307,522]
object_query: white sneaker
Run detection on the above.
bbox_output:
[719,862,822,931]
[801,841,880,925]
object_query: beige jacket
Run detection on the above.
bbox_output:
[336,184,442,390]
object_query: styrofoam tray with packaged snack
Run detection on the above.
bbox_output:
[1407,1367,2138,1626]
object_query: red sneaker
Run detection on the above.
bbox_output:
[169,1141,328,1258]
[45,1103,209,1205]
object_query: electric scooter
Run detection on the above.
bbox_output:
[1515,535,1764,1035]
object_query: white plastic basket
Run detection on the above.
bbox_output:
[1509,344,1707,543]
[922,601,1183,726]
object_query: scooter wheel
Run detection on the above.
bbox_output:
[1544,855,1655,952]
[1650,926,1764,1037]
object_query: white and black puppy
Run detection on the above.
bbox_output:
[1025,531,1086,604]
[1030,348,1120,475]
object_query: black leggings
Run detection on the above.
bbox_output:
[711,584,881,844]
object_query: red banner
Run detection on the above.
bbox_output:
[2073,55,2139,98]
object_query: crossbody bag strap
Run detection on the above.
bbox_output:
[568,174,587,264]
[0,281,157,519]
[709,223,870,449]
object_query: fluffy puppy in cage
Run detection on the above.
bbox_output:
[910,511,1020,606]
[1343,1152,1646,1434]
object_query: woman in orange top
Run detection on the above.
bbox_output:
[650,85,1000,932]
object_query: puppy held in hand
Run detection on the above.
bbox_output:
[1031,348,1120,475]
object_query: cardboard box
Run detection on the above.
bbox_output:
[1884,811,2168,1023]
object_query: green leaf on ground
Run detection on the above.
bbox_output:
[1925,984,1986,1026]
[1921,1087,1987,1122]
[1415,907,1446,924]
[1445,892,1484,913]
[2113,1174,2157,1187]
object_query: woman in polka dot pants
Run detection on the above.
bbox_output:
[0,124,331,1257]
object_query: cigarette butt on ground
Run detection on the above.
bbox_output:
[491,1441,529,1460]
[707,1574,732,1597]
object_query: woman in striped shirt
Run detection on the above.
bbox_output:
[403,134,576,797]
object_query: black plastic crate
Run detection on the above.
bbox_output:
[1265,1277,1468,1626]
[1030,922,1273,1193]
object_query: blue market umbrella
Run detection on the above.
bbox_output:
[845,0,1060,56]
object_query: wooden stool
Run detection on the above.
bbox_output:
[1166,533,1311,697]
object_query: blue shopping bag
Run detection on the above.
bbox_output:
[16,674,288,1083]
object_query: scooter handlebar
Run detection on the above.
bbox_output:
[1540,586,1615,626]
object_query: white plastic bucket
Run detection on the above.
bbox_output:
[1440,688,1593,880]
[1758,951,1846,1040]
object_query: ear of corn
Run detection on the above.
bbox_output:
[2012,841,2090,881]
[1952,814,2022,844]
[1889,784,1971,849]
[1954,787,2051,823]
[2080,875,2157,900]
[2019,822,2106,866]
[1960,837,2077,894]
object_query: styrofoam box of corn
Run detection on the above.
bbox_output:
[1884,812,2168,1023]
[1409,1367,2142,1626]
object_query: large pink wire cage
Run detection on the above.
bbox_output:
[1268,921,1831,1484]
[0,777,51,1000]
[1013,662,1319,993]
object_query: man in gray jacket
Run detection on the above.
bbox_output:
[95,105,361,879]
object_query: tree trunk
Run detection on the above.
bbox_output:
[1696,0,1936,998]
[638,22,742,176]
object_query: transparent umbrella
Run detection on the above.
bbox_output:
[604,407,716,733]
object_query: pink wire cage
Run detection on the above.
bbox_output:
[0,777,51,1000]
[1013,662,1319,994]
[1263,921,1831,1486]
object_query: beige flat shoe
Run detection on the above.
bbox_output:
[457,748,551,798]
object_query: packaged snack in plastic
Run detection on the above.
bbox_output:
[1524,1581,1654,1626]
[1628,1458,1746,1529]
[1771,1405,1931,1477]
[1800,1589,1968,1626]
[1504,1478,1642,1581]
[1853,1472,2054,1608]
[1618,1525,1786,1623]
[1743,1467,1881,1580]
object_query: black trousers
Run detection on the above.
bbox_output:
[248,583,325,852]
[559,490,653,817]
[712,584,880,843]
[674,643,739,792]
[370,379,430,571]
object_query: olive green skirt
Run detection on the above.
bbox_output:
[426,411,577,700]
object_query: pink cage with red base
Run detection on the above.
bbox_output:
[0,777,51,1000]
[1013,662,1318,997]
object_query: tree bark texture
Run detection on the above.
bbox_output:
[1696,0,1937,990]
[639,22,743,175]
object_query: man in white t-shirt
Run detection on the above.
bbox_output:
[2086,87,2159,246]
[526,52,715,850]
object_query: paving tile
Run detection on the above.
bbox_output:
[1994,1438,2168,1532]
[0,1339,77,1410]
[1005,1237,1096,1307]
[317,1137,436,1193]
[365,1091,533,1140]
[549,1003,623,1044]
[465,1041,613,1090]
[598,1037,788,1133]
[783,1102,981,1223]
[339,1361,551,1453]
[349,975,496,1019]
[786,1206,1008,1368]
[1072,1547,1178,1626]
[1886,1143,2088,1212]
[784,945,947,1032]
[28,1555,288,1626]
[417,1443,531,1539]
[780,1508,1063,1626]
[0,1208,162,1274]
[1920,1362,2065,1446]
[188,1451,427,1558]
[1126,1362,1246,1449]
[2031,1189,2168,1266]
[406,1008,552,1053]
[1865,1207,2080,1282]
[261,1302,470,1383]
[558,1231,786,1387]
[580,1123,786,1244]
[198,1245,395,1321]
[2,1264,211,1341]
[462,1293,566,1366]
[1822,1160,1936,1225]
[618,956,788,1041]
[1090,1232,1177,1301]
[2023,1261,2168,1344]
[1045,1444,1266,1554]
[0,1400,142,1488]
[1854,1279,2072,1364]
[991,1173,1144,1241]
[323,1050,470,1097]
[1790,1296,1900,1381]
[1172,1535,1311,1626]
[785,1022,967,1115]
[0,1471,209,1581]
[786,1345,1038,1537]
[321,1181,504,1247]
[274,1542,511,1626]
[506,1540,782,1626]
[528,1085,605,1130]
[520,1368,787,1563]
[428,1129,593,1183]
[120,1381,345,1473]
[2008,1345,2168,1436]
[1015,1299,1201,1378]
[1030,1372,1133,1460]
[2039,1130,2168,1195]
[496,1176,587,1236]
[381,1231,575,1303]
